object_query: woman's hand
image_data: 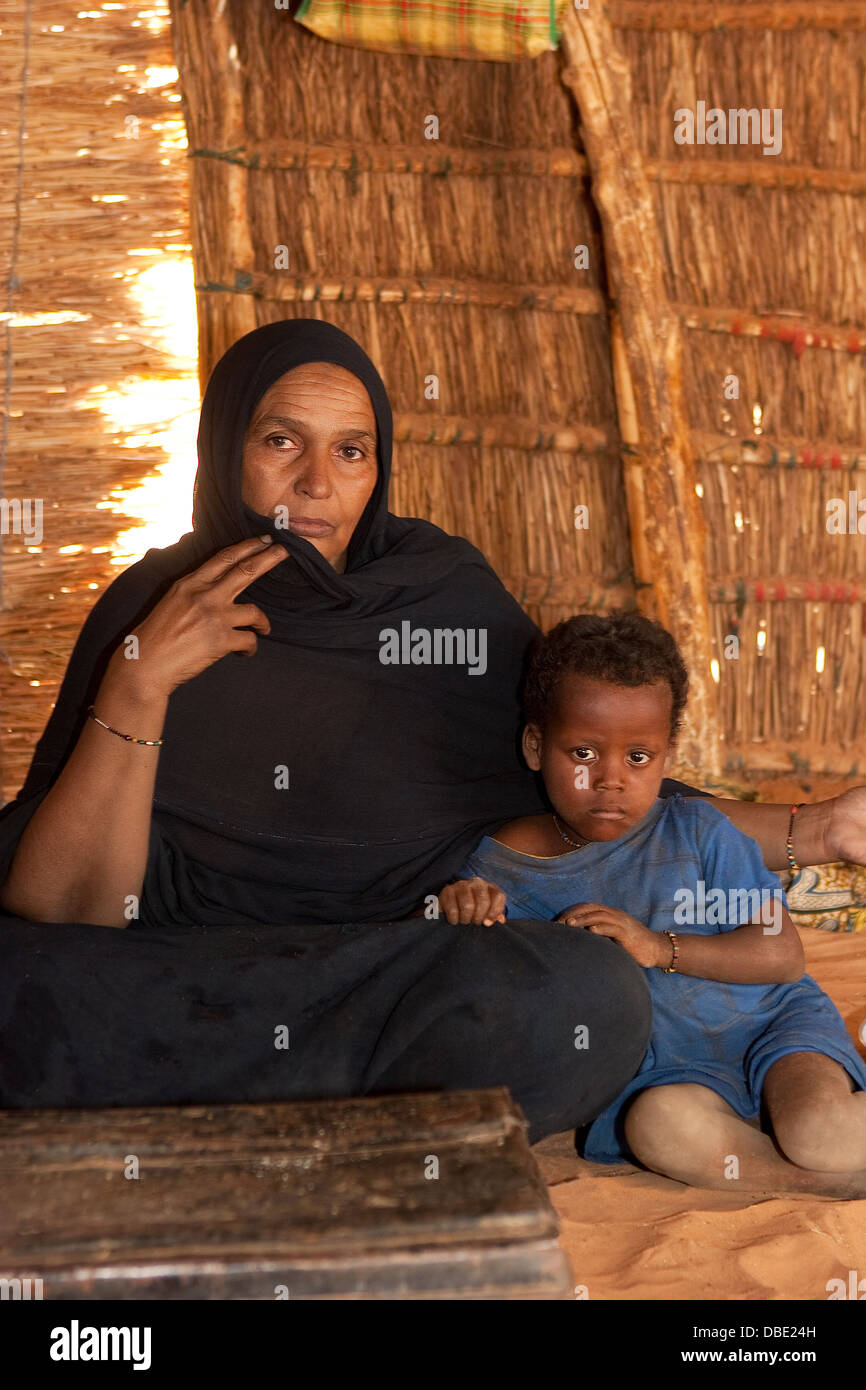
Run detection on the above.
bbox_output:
[111,535,289,700]
[555,901,665,968]
[0,535,292,928]
[827,786,866,866]
[437,877,507,926]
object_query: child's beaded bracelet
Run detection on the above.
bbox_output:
[662,930,679,974]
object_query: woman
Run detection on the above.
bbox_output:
[0,319,861,1135]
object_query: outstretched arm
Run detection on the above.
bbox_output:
[708,796,843,871]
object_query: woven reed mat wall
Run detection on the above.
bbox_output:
[0,0,194,801]
[168,3,634,649]
[605,0,866,779]
[170,0,866,783]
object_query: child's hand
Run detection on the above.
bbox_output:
[437,877,507,926]
[555,902,666,969]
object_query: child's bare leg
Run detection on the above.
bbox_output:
[623,1081,866,1196]
[762,1051,866,1172]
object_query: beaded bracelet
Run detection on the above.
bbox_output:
[786,802,804,874]
[87,705,164,747]
[662,930,679,974]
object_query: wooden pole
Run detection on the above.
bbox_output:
[169,0,257,392]
[559,4,720,774]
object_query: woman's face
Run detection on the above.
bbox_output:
[241,361,379,572]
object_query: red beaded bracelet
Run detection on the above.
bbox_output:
[786,802,804,874]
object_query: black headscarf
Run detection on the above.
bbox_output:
[187,318,500,638]
[1,319,549,927]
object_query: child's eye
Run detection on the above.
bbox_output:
[572,747,595,761]
[628,751,652,765]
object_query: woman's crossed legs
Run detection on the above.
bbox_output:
[623,1052,866,1196]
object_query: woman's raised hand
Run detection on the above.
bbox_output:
[437,877,507,926]
[111,534,289,700]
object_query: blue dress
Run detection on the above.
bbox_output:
[458,794,866,1163]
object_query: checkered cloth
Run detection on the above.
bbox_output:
[294,0,570,61]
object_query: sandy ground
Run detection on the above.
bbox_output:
[532,927,866,1300]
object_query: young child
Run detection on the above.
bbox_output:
[436,610,866,1195]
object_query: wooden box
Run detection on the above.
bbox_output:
[0,1087,572,1300]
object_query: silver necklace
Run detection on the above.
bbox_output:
[553,813,588,850]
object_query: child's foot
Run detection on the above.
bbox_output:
[624,1082,866,1198]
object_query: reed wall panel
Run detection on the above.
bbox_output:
[609,13,866,776]
[176,3,635,666]
[0,0,191,799]
[173,0,866,776]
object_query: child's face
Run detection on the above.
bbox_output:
[523,674,674,841]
